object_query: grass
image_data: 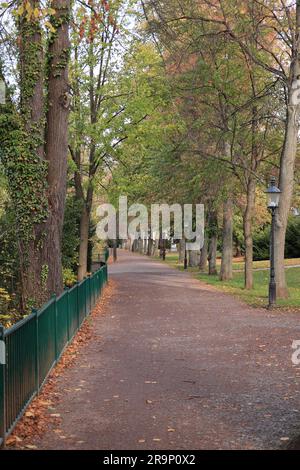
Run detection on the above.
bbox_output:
[228,257,300,271]
[153,251,300,310]
[195,268,300,309]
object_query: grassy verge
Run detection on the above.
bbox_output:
[228,257,300,271]
[153,252,300,309]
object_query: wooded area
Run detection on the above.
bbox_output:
[1,0,300,324]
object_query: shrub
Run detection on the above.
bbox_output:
[253,216,300,261]
[63,268,77,287]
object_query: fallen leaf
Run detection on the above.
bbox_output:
[6,436,21,445]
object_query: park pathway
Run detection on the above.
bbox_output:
[32,250,300,450]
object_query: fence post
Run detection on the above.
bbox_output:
[65,287,70,342]
[83,277,87,317]
[52,294,58,362]
[0,324,6,448]
[87,274,91,315]
[100,270,103,294]
[76,282,80,330]
[32,308,39,394]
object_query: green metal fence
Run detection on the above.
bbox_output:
[0,263,108,447]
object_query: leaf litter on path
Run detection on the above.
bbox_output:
[6,281,116,449]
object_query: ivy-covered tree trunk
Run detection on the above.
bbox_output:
[18,3,48,309]
[43,0,70,295]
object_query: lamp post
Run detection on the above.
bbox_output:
[266,176,281,308]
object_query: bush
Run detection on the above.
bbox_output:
[285,217,300,258]
[253,216,300,261]
[253,226,270,261]
[62,196,81,272]
[63,268,77,287]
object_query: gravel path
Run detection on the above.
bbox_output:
[32,250,300,449]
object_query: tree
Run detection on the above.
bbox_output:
[0,0,70,308]
[69,1,142,280]
[150,0,300,296]
[142,0,285,291]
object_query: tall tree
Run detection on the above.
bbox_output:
[0,0,71,308]
[43,0,70,294]
[69,1,131,280]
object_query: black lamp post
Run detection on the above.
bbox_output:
[266,176,281,308]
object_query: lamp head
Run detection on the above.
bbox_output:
[266,176,281,208]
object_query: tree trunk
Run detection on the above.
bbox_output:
[113,240,117,262]
[208,211,218,275]
[243,177,256,289]
[208,238,217,275]
[188,250,200,267]
[178,239,185,262]
[43,0,70,295]
[274,4,300,298]
[220,198,233,281]
[199,236,208,271]
[17,2,47,308]
[275,107,299,297]
[78,206,90,281]
[147,238,153,256]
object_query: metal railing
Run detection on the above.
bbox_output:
[0,263,108,447]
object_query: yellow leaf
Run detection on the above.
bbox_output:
[17,5,24,15]
[33,7,39,18]
[45,21,56,33]
[25,2,32,13]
